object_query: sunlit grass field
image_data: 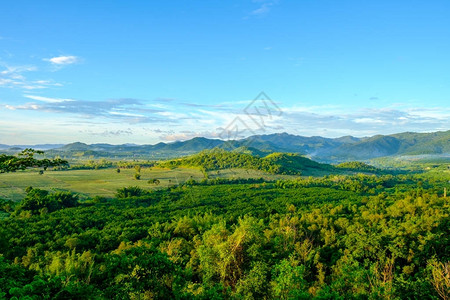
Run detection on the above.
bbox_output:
[0,167,301,202]
[0,167,204,201]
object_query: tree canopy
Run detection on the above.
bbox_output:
[0,149,68,173]
[0,171,448,299]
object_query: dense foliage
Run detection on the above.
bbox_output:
[0,172,449,299]
[13,187,79,216]
[335,161,380,173]
[0,149,68,173]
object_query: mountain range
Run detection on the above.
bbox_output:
[1,130,449,162]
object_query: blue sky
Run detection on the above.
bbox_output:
[1,0,449,144]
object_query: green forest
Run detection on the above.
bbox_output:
[158,149,337,176]
[0,150,449,299]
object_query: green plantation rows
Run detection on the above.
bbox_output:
[0,174,449,299]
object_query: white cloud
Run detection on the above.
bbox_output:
[3,96,167,125]
[0,64,61,90]
[24,94,74,103]
[1,93,449,144]
[45,55,79,65]
[1,65,37,75]
[87,129,134,137]
[5,103,41,110]
[279,105,450,138]
[353,118,385,124]
[407,107,450,120]
[161,131,220,142]
[109,111,145,117]
[156,111,190,119]
[250,0,279,16]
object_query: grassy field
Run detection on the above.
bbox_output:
[0,167,204,201]
[1,163,387,202]
[0,167,301,202]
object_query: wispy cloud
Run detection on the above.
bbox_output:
[4,97,168,124]
[45,55,79,65]
[0,64,61,90]
[2,92,449,144]
[4,103,41,110]
[24,94,74,103]
[279,106,450,137]
[88,129,134,137]
[160,130,220,142]
[109,111,146,118]
[1,65,37,74]
[154,97,176,102]
[250,0,279,16]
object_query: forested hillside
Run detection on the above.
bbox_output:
[0,172,449,299]
[158,149,332,175]
[330,131,450,160]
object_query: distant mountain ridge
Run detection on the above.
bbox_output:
[1,130,448,162]
[0,144,64,151]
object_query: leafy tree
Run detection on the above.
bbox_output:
[16,188,78,214]
[271,260,308,299]
[149,178,160,185]
[115,186,147,198]
[0,148,68,173]
[99,244,184,299]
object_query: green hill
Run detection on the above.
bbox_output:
[262,152,330,174]
[158,149,332,175]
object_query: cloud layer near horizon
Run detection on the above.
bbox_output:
[0,50,448,144]
[1,93,448,145]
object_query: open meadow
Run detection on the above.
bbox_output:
[0,167,301,201]
[0,167,204,201]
